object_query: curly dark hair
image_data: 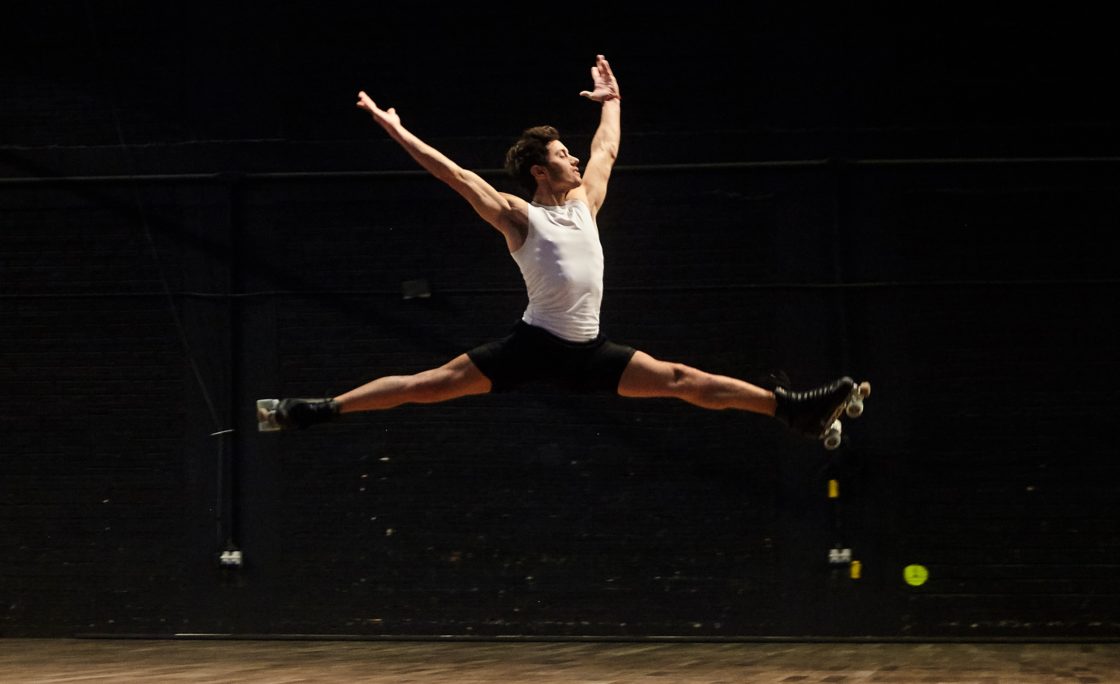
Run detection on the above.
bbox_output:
[504,125,559,195]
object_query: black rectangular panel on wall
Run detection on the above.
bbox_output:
[841,163,1120,638]
[0,180,235,636]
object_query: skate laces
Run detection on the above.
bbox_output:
[784,377,853,403]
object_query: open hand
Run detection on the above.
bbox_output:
[356,91,400,128]
[579,54,620,103]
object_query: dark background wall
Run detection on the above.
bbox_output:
[2,2,1118,639]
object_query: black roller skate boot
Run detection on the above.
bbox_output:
[257,397,340,431]
[773,376,856,440]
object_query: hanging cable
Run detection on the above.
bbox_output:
[81,3,224,433]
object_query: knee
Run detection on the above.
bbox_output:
[677,365,732,403]
[666,363,705,393]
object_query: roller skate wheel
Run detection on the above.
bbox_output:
[823,420,842,450]
[846,399,864,418]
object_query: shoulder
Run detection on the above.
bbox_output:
[499,191,530,210]
[565,187,598,218]
[498,192,530,223]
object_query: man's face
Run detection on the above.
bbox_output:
[540,140,581,189]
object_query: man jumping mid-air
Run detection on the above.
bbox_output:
[258,55,859,441]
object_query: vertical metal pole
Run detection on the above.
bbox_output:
[218,175,245,573]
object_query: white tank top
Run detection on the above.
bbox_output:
[510,199,604,342]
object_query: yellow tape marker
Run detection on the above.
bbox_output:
[850,560,862,579]
[828,479,839,498]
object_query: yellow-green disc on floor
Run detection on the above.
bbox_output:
[903,564,929,586]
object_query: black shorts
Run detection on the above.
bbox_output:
[467,321,637,393]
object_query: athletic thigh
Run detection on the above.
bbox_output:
[412,353,492,398]
[616,351,691,398]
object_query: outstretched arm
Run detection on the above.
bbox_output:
[356,92,527,250]
[577,55,621,218]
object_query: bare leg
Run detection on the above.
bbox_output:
[616,351,777,415]
[334,353,492,413]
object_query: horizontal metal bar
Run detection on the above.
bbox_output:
[3,156,1120,185]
